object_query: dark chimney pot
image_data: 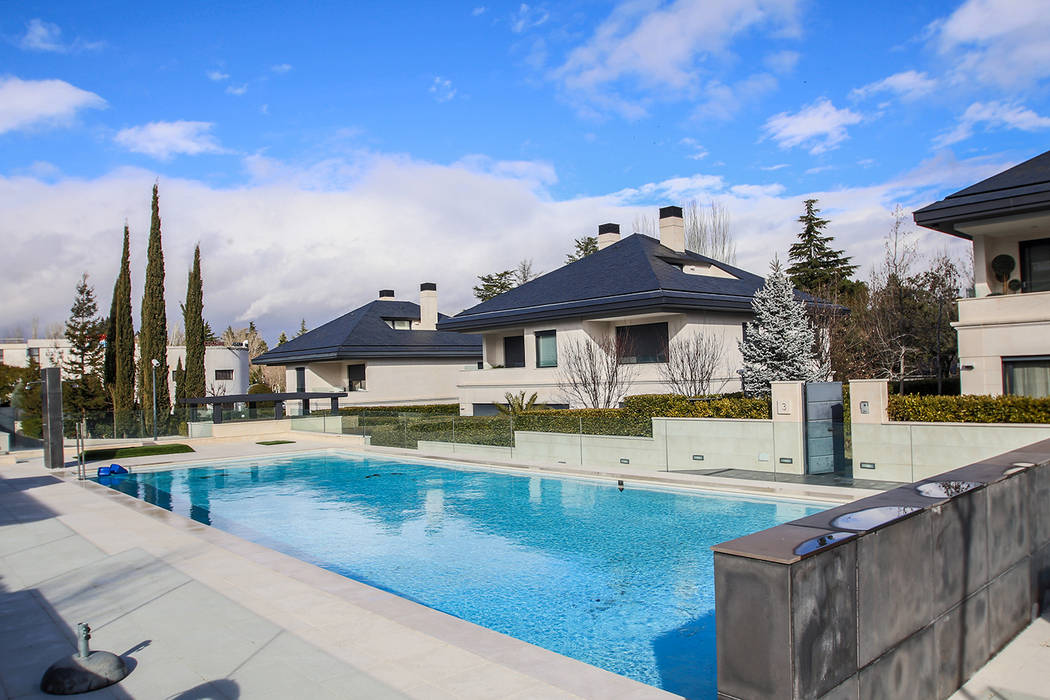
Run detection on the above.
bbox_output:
[420,282,437,291]
[659,205,683,219]
[379,289,395,298]
[598,223,620,235]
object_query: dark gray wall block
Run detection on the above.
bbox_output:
[986,476,1030,578]
[931,489,989,617]
[859,626,935,700]
[934,590,988,698]
[987,560,1031,654]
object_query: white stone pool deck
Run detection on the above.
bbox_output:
[6,436,1041,699]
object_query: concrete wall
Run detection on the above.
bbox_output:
[458,310,751,414]
[416,382,805,473]
[713,439,1050,700]
[284,356,473,407]
[850,379,1050,482]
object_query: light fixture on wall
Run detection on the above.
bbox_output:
[960,364,975,371]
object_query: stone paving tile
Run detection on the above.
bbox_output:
[0,535,106,589]
[0,518,73,557]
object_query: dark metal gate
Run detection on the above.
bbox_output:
[803,381,846,475]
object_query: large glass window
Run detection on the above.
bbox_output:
[535,330,557,368]
[295,367,306,393]
[1020,238,1050,292]
[214,369,233,381]
[1003,356,1050,398]
[616,322,668,363]
[503,336,525,368]
[347,364,366,391]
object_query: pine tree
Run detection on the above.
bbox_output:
[63,273,109,415]
[787,199,858,293]
[103,283,118,389]
[138,183,170,431]
[16,357,43,439]
[739,260,826,394]
[472,270,516,301]
[202,320,217,342]
[565,236,598,264]
[182,244,206,402]
[276,332,288,346]
[296,319,308,337]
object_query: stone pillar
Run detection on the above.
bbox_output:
[302,398,310,416]
[274,401,285,419]
[330,396,339,414]
[212,405,223,424]
[770,381,805,474]
[849,379,889,424]
[40,367,64,469]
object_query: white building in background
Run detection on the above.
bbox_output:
[252,284,482,407]
[914,149,1050,398]
[438,206,829,416]
[0,338,250,398]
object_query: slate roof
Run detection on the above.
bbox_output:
[913,149,1050,238]
[439,233,821,332]
[253,300,482,365]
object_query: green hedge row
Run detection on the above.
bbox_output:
[888,394,1050,424]
[515,409,650,437]
[365,415,514,449]
[338,403,459,417]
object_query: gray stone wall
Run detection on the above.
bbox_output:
[713,439,1050,700]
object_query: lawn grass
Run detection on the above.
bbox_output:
[82,443,195,462]
[256,440,295,446]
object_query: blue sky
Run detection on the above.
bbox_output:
[3,0,1049,340]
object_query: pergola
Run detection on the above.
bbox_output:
[178,392,347,423]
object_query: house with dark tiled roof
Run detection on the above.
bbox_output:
[253,284,482,407]
[914,149,1050,397]
[439,206,791,415]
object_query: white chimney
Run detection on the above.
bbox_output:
[659,205,685,252]
[418,283,438,331]
[378,289,396,300]
[597,223,620,251]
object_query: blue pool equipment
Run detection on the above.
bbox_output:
[109,464,129,474]
[97,466,110,477]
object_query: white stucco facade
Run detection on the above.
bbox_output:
[950,213,1050,397]
[456,310,751,415]
[284,356,477,407]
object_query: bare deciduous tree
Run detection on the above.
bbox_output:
[659,331,729,396]
[633,199,737,263]
[557,335,637,408]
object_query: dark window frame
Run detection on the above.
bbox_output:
[503,335,526,368]
[214,369,234,381]
[1020,237,1050,293]
[347,364,366,392]
[295,367,306,393]
[1002,355,1050,397]
[616,322,669,364]
[535,330,557,368]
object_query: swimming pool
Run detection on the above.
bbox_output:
[97,452,827,698]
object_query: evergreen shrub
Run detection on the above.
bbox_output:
[888,394,1050,424]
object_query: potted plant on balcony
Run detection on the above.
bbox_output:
[991,254,1016,294]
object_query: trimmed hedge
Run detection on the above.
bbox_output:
[515,409,650,437]
[337,403,459,417]
[365,415,514,449]
[888,394,1050,424]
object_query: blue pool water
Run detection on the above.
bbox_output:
[98,453,826,698]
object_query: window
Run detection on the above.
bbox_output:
[616,322,668,363]
[347,364,366,391]
[0,349,4,364]
[295,367,305,393]
[27,347,40,363]
[385,319,412,330]
[535,330,557,368]
[1003,356,1050,398]
[503,335,525,368]
[214,369,234,381]
[1020,238,1050,293]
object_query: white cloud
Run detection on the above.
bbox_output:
[760,163,789,171]
[764,50,799,74]
[934,101,1050,147]
[933,0,1050,88]
[679,137,708,160]
[805,165,834,175]
[225,83,248,96]
[18,18,104,53]
[693,73,777,121]
[762,98,863,154]
[553,0,799,112]
[850,70,937,102]
[0,76,106,134]
[510,4,549,33]
[429,76,456,102]
[206,70,230,81]
[271,64,293,74]
[472,6,487,16]
[114,121,226,160]
[0,150,1006,340]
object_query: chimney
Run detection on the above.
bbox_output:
[597,223,620,251]
[378,289,395,300]
[659,205,685,252]
[418,283,438,331]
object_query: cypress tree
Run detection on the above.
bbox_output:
[172,356,186,427]
[138,184,170,432]
[182,245,206,402]
[739,259,826,394]
[113,224,136,427]
[103,283,117,390]
[787,199,858,293]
